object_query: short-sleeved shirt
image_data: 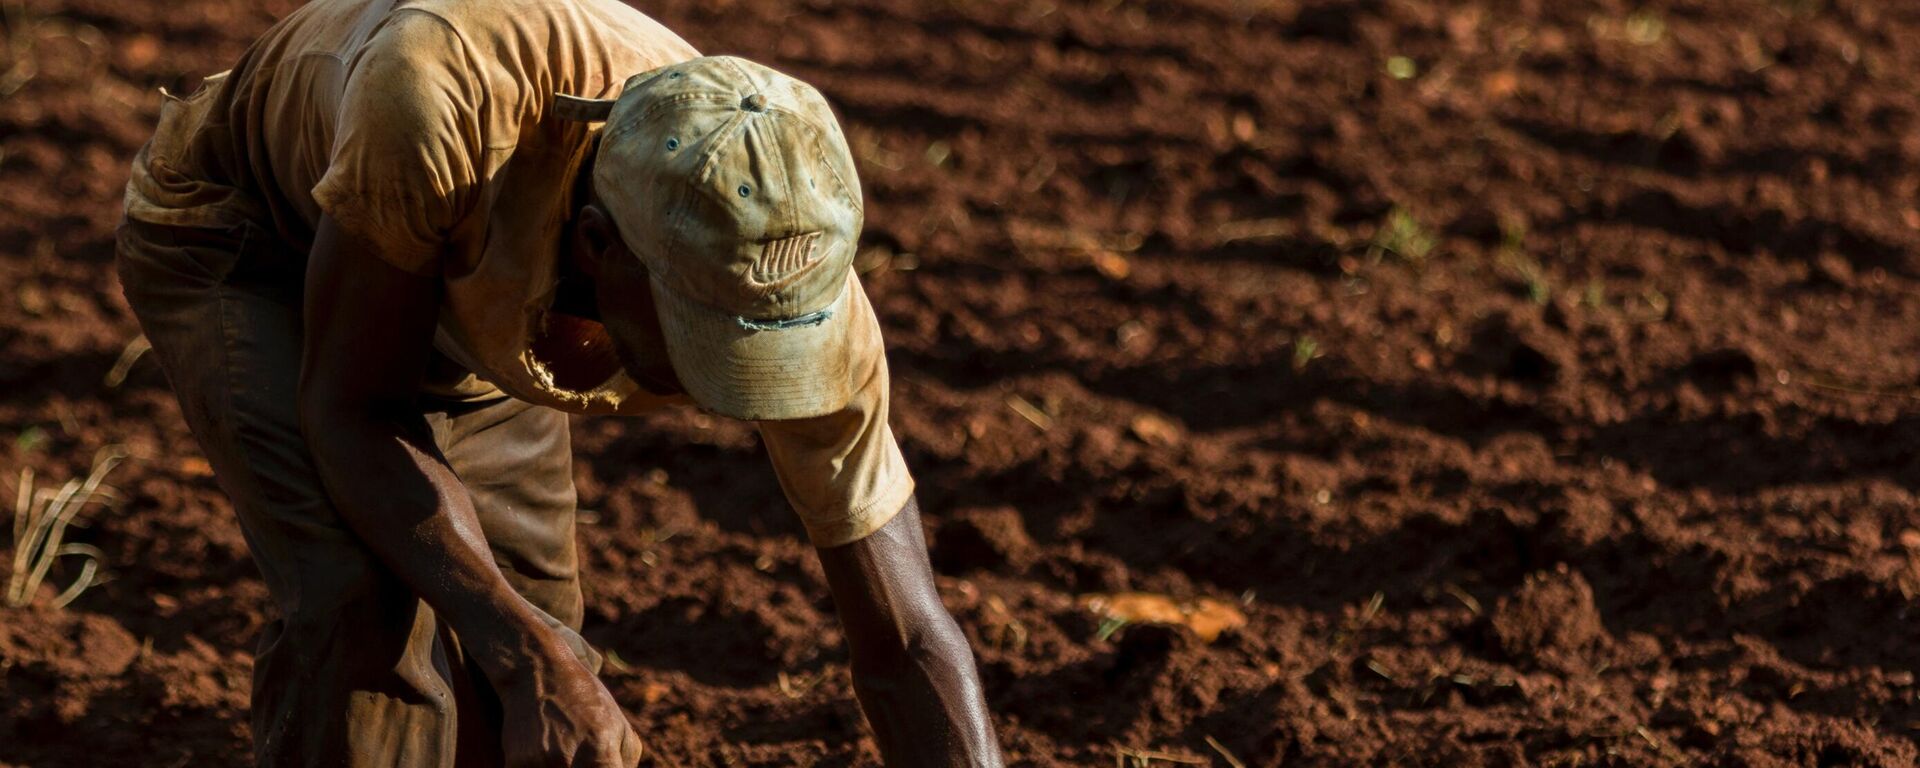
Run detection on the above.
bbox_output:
[123,0,913,546]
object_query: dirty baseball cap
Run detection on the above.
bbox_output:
[555,56,873,421]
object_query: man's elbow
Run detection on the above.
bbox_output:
[294,378,389,457]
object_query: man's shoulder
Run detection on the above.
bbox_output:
[385,0,695,60]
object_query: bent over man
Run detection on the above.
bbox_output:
[116,0,1004,765]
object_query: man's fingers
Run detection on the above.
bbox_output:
[619,725,644,767]
[576,723,641,768]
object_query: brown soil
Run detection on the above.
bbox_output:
[6,0,1920,765]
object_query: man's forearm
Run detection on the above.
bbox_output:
[301,398,562,684]
[818,498,1006,766]
[300,215,639,766]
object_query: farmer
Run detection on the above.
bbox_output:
[115,0,1004,765]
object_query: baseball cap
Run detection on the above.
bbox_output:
[555,56,874,421]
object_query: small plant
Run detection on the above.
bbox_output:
[1293,336,1319,371]
[1370,207,1436,267]
[1330,591,1386,651]
[14,426,45,453]
[1640,287,1671,320]
[1496,217,1551,304]
[1508,256,1551,304]
[7,445,126,608]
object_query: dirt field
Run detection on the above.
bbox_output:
[6,0,1920,764]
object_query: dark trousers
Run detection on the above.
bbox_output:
[116,218,592,767]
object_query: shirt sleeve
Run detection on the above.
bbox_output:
[310,10,485,275]
[757,349,915,548]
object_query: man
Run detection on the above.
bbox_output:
[115,0,1005,765]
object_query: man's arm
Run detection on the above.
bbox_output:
[297,216,639,768]
[816,496,1005,767]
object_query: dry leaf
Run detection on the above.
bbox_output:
[1083,591,1248,643]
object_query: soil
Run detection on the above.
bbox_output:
[5,0,1920,765]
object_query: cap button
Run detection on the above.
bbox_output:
[741,93,767,112]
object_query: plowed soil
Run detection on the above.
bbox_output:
[6,0,1920,765]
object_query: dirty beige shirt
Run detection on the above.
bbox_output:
[124,0,913,546]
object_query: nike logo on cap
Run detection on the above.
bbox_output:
[751,231,823,283]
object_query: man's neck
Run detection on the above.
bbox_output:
[553,138,603,320]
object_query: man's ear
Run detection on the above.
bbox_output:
[572,204,618,278]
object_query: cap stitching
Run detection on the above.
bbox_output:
[649,107,750,297]
[603,93,737,143]
[655,173,694,286]
[753,103,838,145]
[691,108,752,187]
[739,104,860,215]
[775,111,800,238]
[720,56,759,95]
[806,129,862,215]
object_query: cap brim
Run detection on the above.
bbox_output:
[650,270,877,421]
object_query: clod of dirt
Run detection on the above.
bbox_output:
[1541,489,1619,550]
[1083,592,1248,643]
[1,609,141,679]
[1658,126,1721,172]
[1680,347,1761,392]
[932,506,1037,572]
[1448,204,1506,246]
[1106,622,1192,681]
[1466,313,1567,384]
[1288,1,1369,42]
[1487,564,1607,670]
[1808,252,1856,288]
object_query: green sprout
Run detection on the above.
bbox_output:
[1370,207,1436,266]
[1293,337,1320,371]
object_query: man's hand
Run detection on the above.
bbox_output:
[498,644,642,768]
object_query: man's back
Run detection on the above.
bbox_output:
[131,0,697,261]
[128,0,700,405]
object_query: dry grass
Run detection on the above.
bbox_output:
[1005,394,1055,432]
[1203,736,1247,768]
[6,445,127,608]
[102,335,152,389]
[1114,746,1206,767]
